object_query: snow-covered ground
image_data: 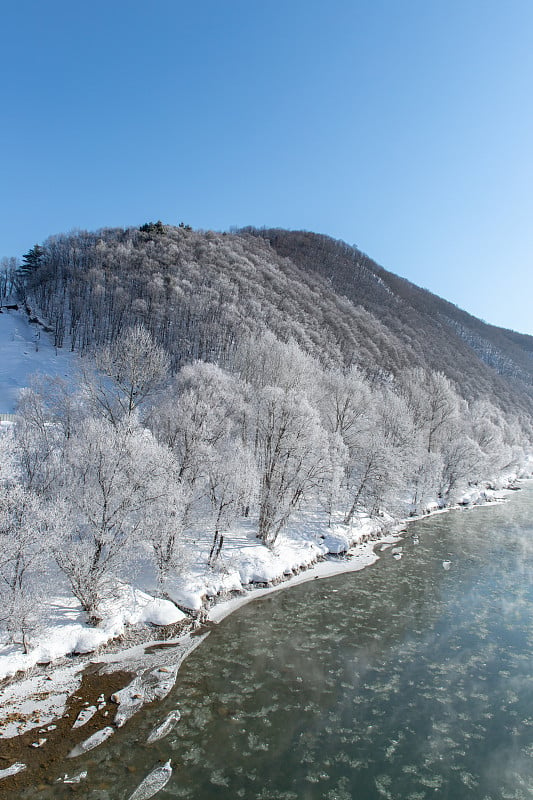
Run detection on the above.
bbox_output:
[0,306,77,414]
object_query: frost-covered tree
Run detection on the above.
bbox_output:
[54,418,174,621]
[342,424,394,523]
[437,424,483,501]
[84,324,170,424]
[399,368,461,454]
[255,386,329,545]
[0,486,55,651]
[318,366,374,441]
[150,360,260,567]
[468,399,514,480]
[207,439,258,565]
[0,423,18,487]
[408,450,444,512]
[232,335,332,543]
[15,387,65,493]
[235,331,316,394]
[0,256,18,301]
[151,361,246,522]
[147,475,189,591]
[317,366,376,521]
[17,374,84,445]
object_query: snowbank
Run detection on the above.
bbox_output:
[162,511,384,617]
[0,586,185,681]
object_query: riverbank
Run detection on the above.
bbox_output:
[0,479,525,795]
[0,537,397,795]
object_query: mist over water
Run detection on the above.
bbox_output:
[27,485,533,799]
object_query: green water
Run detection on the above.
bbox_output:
[29,485,533,799]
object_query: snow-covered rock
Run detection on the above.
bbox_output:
[60,771,88,784]
[72,705,98,728]
[68,725,115,757]
[0,762,27,780]
[112,665,181,727]
[140,598,185,627]
[321,530,352,554]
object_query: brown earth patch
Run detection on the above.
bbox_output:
[0,667,133,798]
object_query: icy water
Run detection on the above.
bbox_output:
[29,486,533,799]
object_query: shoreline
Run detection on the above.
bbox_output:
[0,535,399,796]
[0,483,525,795]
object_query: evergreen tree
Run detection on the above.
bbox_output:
[139,220,165,236]
[16,244,45,299]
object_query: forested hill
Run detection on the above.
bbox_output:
[2,222,533,635]
[243,228,533,411]
[16,223,533,418]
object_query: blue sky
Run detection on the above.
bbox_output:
[1,0,532,334]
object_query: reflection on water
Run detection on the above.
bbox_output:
[26,486,533,799]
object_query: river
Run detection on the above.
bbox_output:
[25,484,533,799]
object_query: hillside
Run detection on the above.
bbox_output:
[2,223,533,592]
[0,306,76,414]
[242,227,533,413]
[15,224,533,421]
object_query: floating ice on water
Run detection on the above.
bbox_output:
[374,773,394,799]
[393,552,402,560]
[460,771,479,788]
[181,743,203,766]
[209,769,230,786]
[0,762,26,780]
[66,770,88,783]
[419,773,444,789]
[146,709,181,743]
[126,760,172,800]
[442,560,451,570]
[385,739,400,759]
[68,725,115,757]
[247,731,269,751]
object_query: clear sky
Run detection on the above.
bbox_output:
[1,1,532,334]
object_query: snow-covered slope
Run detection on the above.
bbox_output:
[0,307,76,414]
